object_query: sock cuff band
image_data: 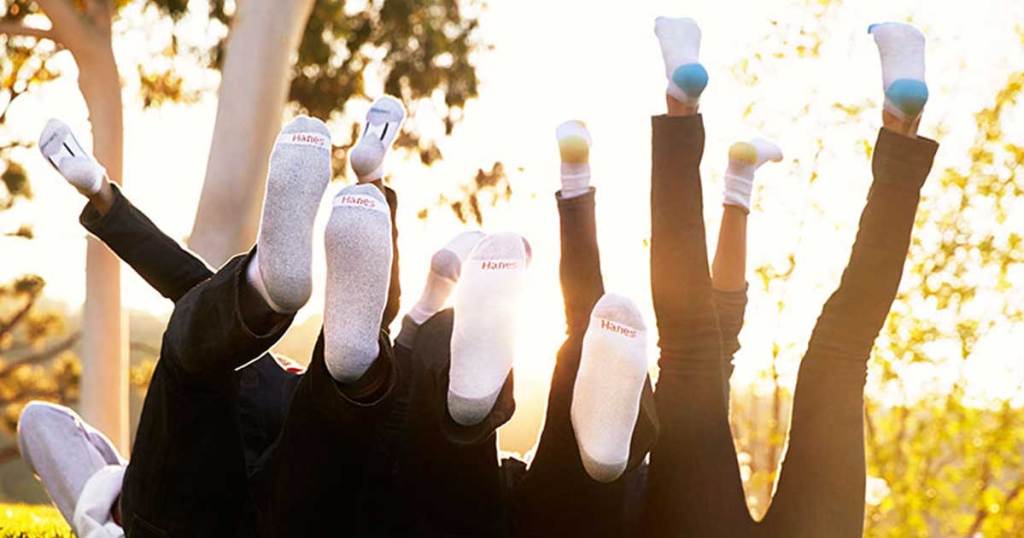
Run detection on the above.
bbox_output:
[333,192,390,216]
[723,172,754,211]
[276,132,332,151]
[561,162,591,179]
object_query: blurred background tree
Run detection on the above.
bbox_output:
[0,23,81,471]
[0,0,486,454]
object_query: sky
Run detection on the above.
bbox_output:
[2,0,1023,453]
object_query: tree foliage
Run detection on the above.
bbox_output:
[0,18,79,453]
[724,3,1024,535]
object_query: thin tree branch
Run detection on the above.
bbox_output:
[36,0,96,53]
[0,22,58,42]
[0,294,39,342]
[130,341,160,357]
[0,389,67,407]
[0,332,81,377]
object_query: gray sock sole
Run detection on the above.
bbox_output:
[323,183,393,382]
[256,116,332,313]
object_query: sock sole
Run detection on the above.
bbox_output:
[323,185,393,382]
[448,233,528,426]
[571,294,648,483]
[256,118,332,313]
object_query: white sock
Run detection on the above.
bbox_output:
[571,293,649,483]
[723,137,783,212]
[17,402,125,526]
[556,120,592,199]
[350,96,406,182]
[869,22,928,121]
[324,184,394,382]
[408,231,486,325]
[448,232,530,426]
[38,119,106,196]
[654,17,708,106]
[250,116,332,314]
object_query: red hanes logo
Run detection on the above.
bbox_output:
[480,260,518,271]
[600,319,637,338]
[291,133,325,145]
[339,195,376,208]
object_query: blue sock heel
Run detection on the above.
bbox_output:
[885,79,928,119]
[671,63,709,100]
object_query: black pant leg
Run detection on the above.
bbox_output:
[120,252,291,538]
[713,287,748,399]
[383,186,402,329]
[643,114,755,538]
[80,184,213,302]
[513,190,657,538]
[253,331,398,537]
[763,129,938,538]
[396,309,513,537]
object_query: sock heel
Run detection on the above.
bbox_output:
[728,142,758,165]
[885,79,929,119]
[671,63,709,100]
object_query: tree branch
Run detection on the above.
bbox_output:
[35,0,96,53]
[0,388,68,407]
[0,293,39,342]
[0,22,58,42]
[0,332,81,378]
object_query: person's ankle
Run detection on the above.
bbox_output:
[239,274,291,336]
[666,94,698,117]
[882,109,920,138]
[338,352,391,403]
[86,179,116,216]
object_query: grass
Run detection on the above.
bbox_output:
[0,504,73,537]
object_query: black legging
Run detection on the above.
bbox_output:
[512,189,658,538]
[394,189,661,538]
[643,114,937,538]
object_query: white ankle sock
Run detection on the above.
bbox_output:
[723,137,783,212]
[350,96,406,182]
[38,119,106,196]
[556,120,592,199]
[17,402,125,526]
[324,184,394,382]
[448,232,530,426]
[250,116,332,314]
[654,17,708,106]
[572,293,649,483]
[408,231,486,325]
[869,22,928,121]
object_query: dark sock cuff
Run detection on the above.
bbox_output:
[872,128,939,190]
[652,113,706,166]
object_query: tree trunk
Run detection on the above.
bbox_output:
[75,40,129,454]
[188,0,316,266]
